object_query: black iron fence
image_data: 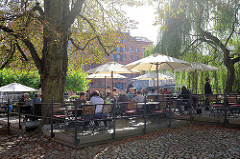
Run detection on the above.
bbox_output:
[1,93,240,147]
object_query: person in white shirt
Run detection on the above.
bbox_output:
[134,90,145,102]
[90,90,104,116]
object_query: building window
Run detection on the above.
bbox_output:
[129,46,132,52]
[89,44,92,49]
[136,48,139,53]
[129,55,132,60]
[120,55,124,61]
[120,47,124,53]
[142,48,145,53]
[115,47,120,52]
[121,39,126,43]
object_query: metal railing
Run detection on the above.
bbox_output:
[1,93,240,147]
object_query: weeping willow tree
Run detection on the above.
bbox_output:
[154,0,240,93]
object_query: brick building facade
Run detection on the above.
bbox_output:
[83,33,153,93]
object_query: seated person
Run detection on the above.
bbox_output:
[105,92,113,104]
[90,90,104,117]
[117,92,129,115]
[90,90,107,127]
[127,87,135,100]
[19,93,31,114]
[134,91,145,103]
[163,88,170,94]
[148,88,157,95]
[176,86,190,114]
[29,93,41,104]
[112,88,119,100]
[73,92,86,116]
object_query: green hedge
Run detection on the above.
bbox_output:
[0,68,90,93]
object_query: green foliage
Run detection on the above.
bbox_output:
[0,69,40,88]
[69,94,80,100]
[153,0,240,93]
[0,68,90,93]
[65,66,90,93]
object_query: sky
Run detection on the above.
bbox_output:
[123,5,159,44]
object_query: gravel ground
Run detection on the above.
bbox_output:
[0,124,240,159]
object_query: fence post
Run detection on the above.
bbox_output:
[189,93,193,122]
[7,98,10,127]
[112,101,116,140]
[168,95,172,128]
[143,95,147,134]
[18,101,22,129]
[224,90,228,124]
[74,102,79,146]
[50,97,55,138]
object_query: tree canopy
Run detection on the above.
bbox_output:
[153,0,240,93]
[0,0,149,129]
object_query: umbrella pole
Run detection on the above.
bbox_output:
[111,71,114,91]
[105,76,107,94]
[156,64,159,96]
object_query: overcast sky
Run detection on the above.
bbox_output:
[123,5,159,44]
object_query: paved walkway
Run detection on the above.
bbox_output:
[0,124,240,158]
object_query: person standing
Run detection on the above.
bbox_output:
[126,80,134,93]
[204,77,212,110]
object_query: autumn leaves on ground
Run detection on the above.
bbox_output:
[0,124,239,159]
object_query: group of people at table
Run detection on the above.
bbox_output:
[14,77,212,120]
[73,83,192,117]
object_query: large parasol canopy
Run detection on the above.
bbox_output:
[124,53,191,94]
[86,62,138,90]
[0,82,38,92]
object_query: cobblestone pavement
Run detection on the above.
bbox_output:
[0,124,240,159]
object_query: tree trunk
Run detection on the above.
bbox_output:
[38,1,69,129]
[224,59,235,93]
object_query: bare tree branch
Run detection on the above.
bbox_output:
[32,2,44,16]
[0,24,42,70]
[79,14,110,56]
[67,0,85,29]
[232,56,240,64]
[16,42,28,61]
[69,36,97,51]
[0,43,16,69]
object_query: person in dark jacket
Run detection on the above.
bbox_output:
[204,77,212,110]
[126,80,134,93]
[205,77,212,94]
[176,86,190,114]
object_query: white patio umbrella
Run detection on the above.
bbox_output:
[86,73,127,93]
[86,62,138,90]
[175,62,219,93]
[124,53,191,95]
[0,82,38,92]
[174,62,219,72]
[132,72,174,87]
[132,72,173,80]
